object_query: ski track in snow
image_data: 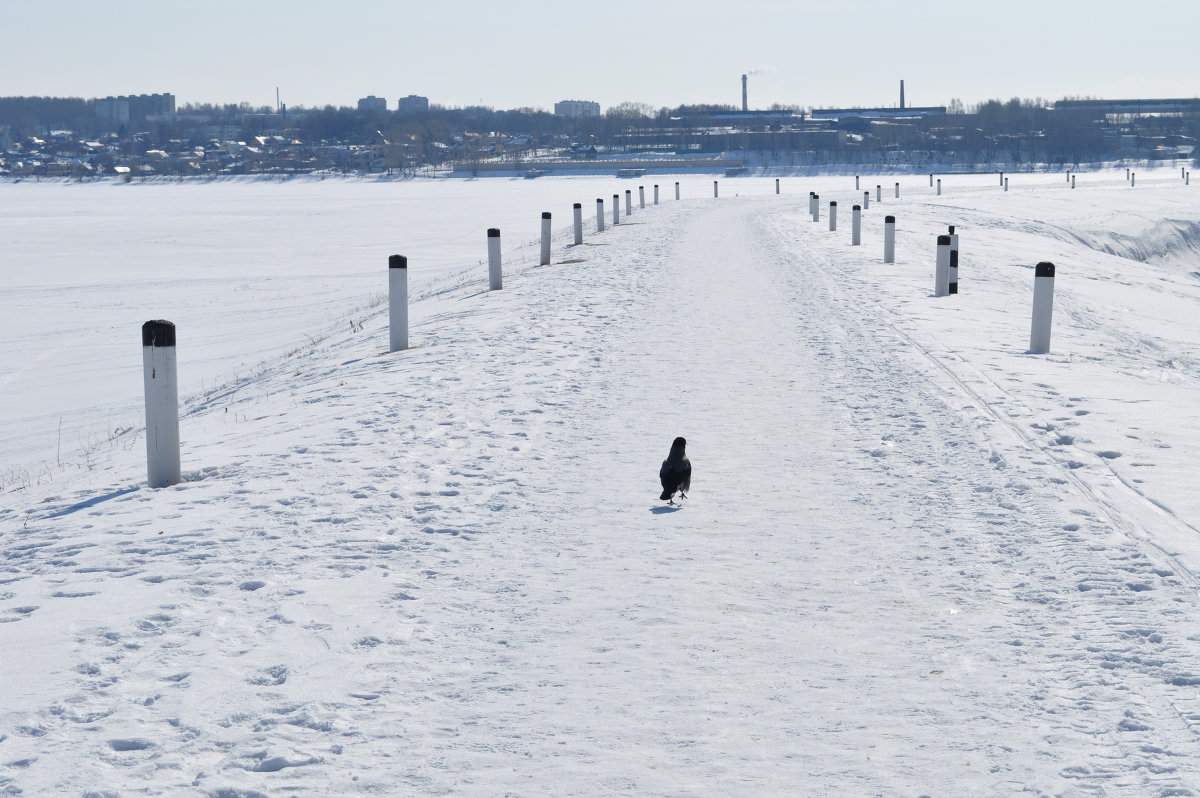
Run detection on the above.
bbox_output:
[4,176,1200,796]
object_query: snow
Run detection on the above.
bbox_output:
[3,167,1200,796]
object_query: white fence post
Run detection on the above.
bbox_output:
[829,201,837,231]
[596,198,605,232]
[675,181,680,200]
[855,175,860,190]
[612,194,620,225]
[1071,174,1076,189]
[625,189,632,215]
[654,184,660,204]
[936,178,942,195]
[884,215,896,263]
[488,228,503,290]
[142,320,181,489]
[893,182,898,199]
[540,212,552,265]
[713,180,719,198]
[389,255,408,352]
[851,204,861,245]
[812,194,820,222]
[1004,177,1009,192]
[1029,262,1056,353]
[864,190,870,210]
[775,178,780,194]
[639,185,645,209]
[948,225,959,295]
[934,234,951,297]
[573,203,583,244]
[1132,172,1136,187]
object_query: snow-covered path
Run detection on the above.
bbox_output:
[5,182,1200,796]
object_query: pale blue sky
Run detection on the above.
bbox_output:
[4,0,1197,111]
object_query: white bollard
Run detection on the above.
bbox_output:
[775,178,780,194]
[142,320,181,488]
[893,182,899,199]
[1131,172,1136,187]
[596,198,605,232]
[855,175,860,190]
[936,178,942,196]
[812,194,820,222]
[934,234,951,297]
[948,225,959,295]
[930,173,934,187]
[389,255,408,352]
[1004,177,1009,192]
[654,184,660,204]
[573,203,583,245]
[625,189,632,215]
[829,201,837,231]
[1000,171,1004,186]
[1071,174,1076,189]
[864,190,870,210]
[488,228,503,290]
[613,194,620,225]
[852,204,862,245]
[714,180,719,198]
[1029,262,1056,353]
[639,185,645,209]
[876,184,882,203]
[883,215,896,263]
[675,181,680,200]
[540,211,552,265]
[1126,167,1130,180]
[1066,170,1070,182]
[809,191,816,218]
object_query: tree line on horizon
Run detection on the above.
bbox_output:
[1,95,1196,169]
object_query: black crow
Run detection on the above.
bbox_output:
[659,437,691,504]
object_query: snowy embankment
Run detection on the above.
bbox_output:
[4,169,1200,796]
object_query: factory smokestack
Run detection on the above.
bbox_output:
[742,74,748,112]
[900,79,905,109]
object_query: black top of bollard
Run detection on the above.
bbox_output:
[574,203,581,209]
[885,215,895,223]
[389,254,407,269]
[142,319,176,348]
[948,225,955,234]
[1036,262,1055,277]
[542,212,551,219]
[830,201,837,206]
[853,205,861,210]
[488,228,500,237]
[937,234,952,245]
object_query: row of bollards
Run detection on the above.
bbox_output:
[144,170,1083,489]
[808,178,1056,355]
[141,175,701,487]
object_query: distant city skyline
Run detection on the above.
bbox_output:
[3,0,1197,112]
